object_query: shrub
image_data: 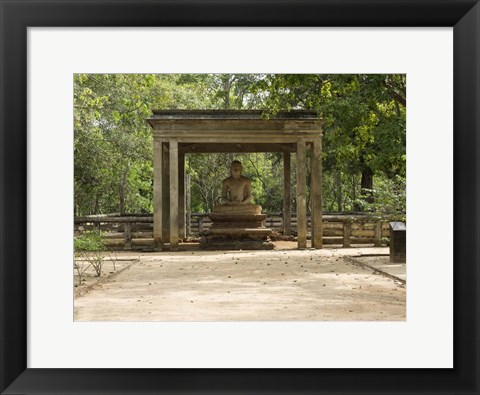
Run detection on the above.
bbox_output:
[74,230,106,281]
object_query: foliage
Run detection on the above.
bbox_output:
[252,74,406,177]
[249,74,406,212]
[74,74,215,215]
[74,73,406,218]
[358,175,407,221]
[74,229,106,252]
[74,230,106,279]
[186,152,289,213]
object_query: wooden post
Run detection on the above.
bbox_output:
[178,151,185,240]
[296,140,307,249]
[186,173,191,237]
[311,138,323,248]
[162,142,170,244]
[153,138,163,250]
[374,220,382,247]
[169,140,179,251]
[343,219,352,248]
[283,151,291,236]
[124,222,132,250]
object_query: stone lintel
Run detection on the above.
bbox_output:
[147,110,323,135]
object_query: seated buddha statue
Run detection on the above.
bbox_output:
[203,160,273,249]
[212,160,262,215]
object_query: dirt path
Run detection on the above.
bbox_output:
[74,249,405,321]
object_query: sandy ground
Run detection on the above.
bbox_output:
[74,245,405,321]
[353,255,406,282]
[74,257,139,297]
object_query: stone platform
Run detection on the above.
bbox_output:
[200,204,274,250]
[200,228,274,250]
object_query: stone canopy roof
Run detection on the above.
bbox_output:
[147,109,320,122]
[146,110,323,141]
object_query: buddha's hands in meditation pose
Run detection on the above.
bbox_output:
[221,161,253,205]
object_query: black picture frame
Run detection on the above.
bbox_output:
[1,1,479,394]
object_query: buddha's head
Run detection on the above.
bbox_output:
[230,160,243,179]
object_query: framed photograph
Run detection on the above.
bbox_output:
[1,1,479,394]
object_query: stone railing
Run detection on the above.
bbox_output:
[74,213,396,250]
[192,213,390,247]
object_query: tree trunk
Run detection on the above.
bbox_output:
[119,162,130,215]
[119,186,125,215]
[361,167,374,204]
[94,195,100,214]
[204,190,210,213]
[335,169,343,212]
[352,174,357,207]
[222,76,232,110]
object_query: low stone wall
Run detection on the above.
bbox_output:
[74,213,397,250]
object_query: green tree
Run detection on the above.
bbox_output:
[74,74,215,215]
[249,74,406,212]
[74,73,406,217]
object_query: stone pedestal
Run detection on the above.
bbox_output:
[200,204,274,250]
[389,222,406,263]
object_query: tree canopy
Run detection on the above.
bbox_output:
[74,73,406,218]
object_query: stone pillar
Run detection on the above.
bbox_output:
[389,222,406,263]
[186,173,191,237]
[343,219,352,248]
[153,138,163,250]
[162,142,170,244]
[283,151,291,236]
[311,137,323,248]
[296,140,307,249]
[169,140,179,251]
[374,220,382,247]
[124,222,132,250]
[179,150,185,240]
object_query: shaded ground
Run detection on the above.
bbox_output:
[74,245,405,321]
[74,257,140,297]
[351,255,406,283]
